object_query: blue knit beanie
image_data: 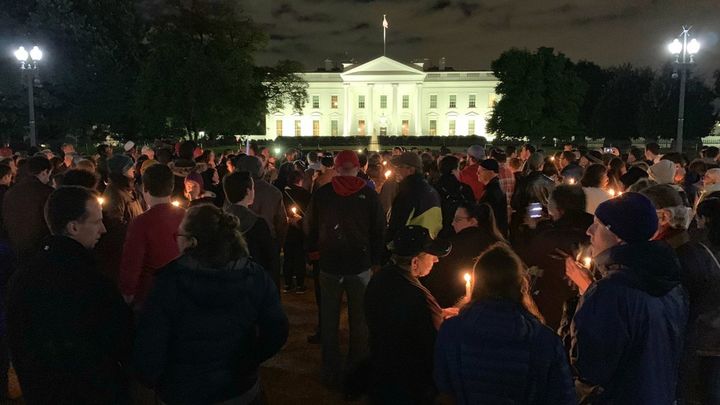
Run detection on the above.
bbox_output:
[594,192,658,243]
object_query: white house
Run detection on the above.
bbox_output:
[265,56,499,140]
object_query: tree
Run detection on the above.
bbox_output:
[573,60,611,141]
[488,47,586,144]
[133,0,307,141]
[592,65,654,141]
[638,64,716,141]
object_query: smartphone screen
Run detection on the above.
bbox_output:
[528,202,543,219]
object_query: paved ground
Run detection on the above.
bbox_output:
[0,281,357,405]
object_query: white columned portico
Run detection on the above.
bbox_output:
[343,83,351,136]
[415,82,423,136]
[367,83,375,137]
[392,83,399,135]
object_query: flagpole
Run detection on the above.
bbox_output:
[383,14,386,56]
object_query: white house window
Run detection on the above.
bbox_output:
[468,120,476,135]
[358,120,366,136]
[276,120,283,137]
[429,120,437,136]
[312,120,320,136]
[449,95,457,109]
[331,120,339,136]
[294,120,301,136]
[358,95,365,109]
[488,94,497,108]
[449,120,456,136]
[402,95,409,109]
[331,95,338,109]
[380,95,387,109]
[469,95,476,108]
[430,95,438,109]
[402,120,409,136]
[312,96,319,109]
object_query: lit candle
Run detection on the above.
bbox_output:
[384,170,392,179]
[550,156,555,162]
[171,200,181,207]
[464,273,472,300]
[357,149,363,154]
[582,256,592,268]
[97,196,105,206]
[291,206,298,216]
[608,188,616,197]
[568,178,576,185]
[382,160,388,166]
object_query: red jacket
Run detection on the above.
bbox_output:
[459,163,485,202]
[119,203,185,308]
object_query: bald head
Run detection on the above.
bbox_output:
[705,168,720,187]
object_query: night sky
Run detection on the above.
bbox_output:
[231,0,720,76]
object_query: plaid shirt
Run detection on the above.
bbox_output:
[498,163,515,206]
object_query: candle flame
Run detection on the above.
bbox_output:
[464,273,471,283]
[384,170,392,179]
[550,156,555,162]
[608,188,616,197]
[582,257,592,268]
[171,200,181,207]
[568,178,576,185]
[291,206,298,215]
[382,160,388,166]
[97,197,105,206]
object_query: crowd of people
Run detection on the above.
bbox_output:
[0,138,719,404]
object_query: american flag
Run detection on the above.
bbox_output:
[383,15,389,29]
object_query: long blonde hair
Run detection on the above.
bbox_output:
[470,243,543,322]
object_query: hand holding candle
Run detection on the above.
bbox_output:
[582,256,592,268]
[568,178,576,185]
[171,200,181,207]
[384,170,393,179]
[464,273,472,301]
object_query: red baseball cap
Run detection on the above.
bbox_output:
[334,150,360,169]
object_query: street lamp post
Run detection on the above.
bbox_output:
[667,27,700,153]
[14,46,43,147]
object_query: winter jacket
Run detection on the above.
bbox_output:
[119,203,185,309]
[133,255,288,405]
[1,176,53,261]
[511,171,556,215]
[422,227,502,308]
[365,263,443,404]
[249,178,288,246]
[459,163,485,201]
[0,184,9,241]
[479,177,508,236]
[433,173,476,239]
[571,241,689,404]
[435,299,576,405]
[6,236,133,405]
[661,229,720,403]
[387,173,442,242]
[305,176,385,275]
[225,204,280,289]
[522,210,594,331]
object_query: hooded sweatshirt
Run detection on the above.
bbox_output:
[305,176,385,275]
[571,241,688,404]
[224,204,280,288]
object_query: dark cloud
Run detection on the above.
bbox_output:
[429,0,452,12]
[352,22,370,31]
[270,3,295,19]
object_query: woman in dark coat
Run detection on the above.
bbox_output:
[422,202,505,308]
[133,205,288,405]
[434,244,575,405]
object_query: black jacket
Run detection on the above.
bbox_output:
[511,171,556,215]
[225,204,280,289]
[365,263,442,404]
[387,173,442,242]
[305,177,385,274]
[479,176,508,236]
[133,255,288,405]
[521,210,594,331]
[6,236,133,405]
[422,227,502,308]
[433,174,476,239]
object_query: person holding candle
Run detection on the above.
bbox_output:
[434,243,575,405]
[566,192,688,404]
[422,202,505,308]
[280,169,311,294]
[365,225,451,404]
[580,164,611,216]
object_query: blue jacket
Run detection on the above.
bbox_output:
[133,255,288,405]
[571,241,689,404]
[435,299,576,405]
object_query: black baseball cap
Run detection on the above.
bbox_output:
[388,225,451,257]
